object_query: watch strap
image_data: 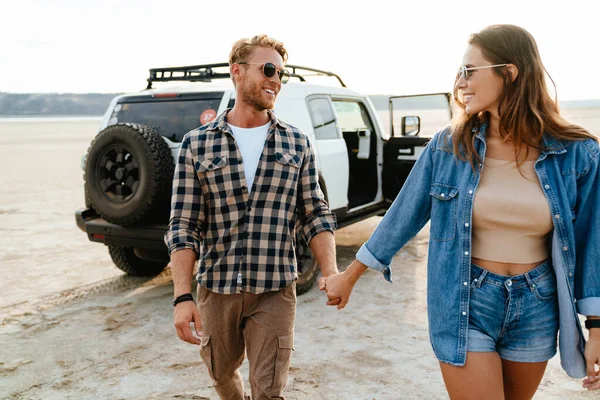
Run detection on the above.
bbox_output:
[173,293,194,307]
[585,319,600,329]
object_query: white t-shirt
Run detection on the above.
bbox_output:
[228,122,270,193]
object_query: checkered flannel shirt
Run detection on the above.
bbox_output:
[164,109,337,294]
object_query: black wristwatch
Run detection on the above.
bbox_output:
[585,319,600,329]
[173,293,194,307]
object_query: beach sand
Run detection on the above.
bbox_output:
[1,114,599,399]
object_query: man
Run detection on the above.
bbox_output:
[164,34,338,400]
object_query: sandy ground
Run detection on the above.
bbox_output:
[1,115,599,400]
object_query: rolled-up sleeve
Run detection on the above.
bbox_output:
[356,133,437,283]
[573,139,600,316]
[296,136,336,244]
[164,134,204,257]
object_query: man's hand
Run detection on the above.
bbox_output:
[583,328,600,390]
[320,260,367,310]
[310,231,342,306]
[170,249,200,344]
[320,271,355,310]
[174,301,203,345]
[319,275,341,307]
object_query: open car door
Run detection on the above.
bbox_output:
[381,93,452,201]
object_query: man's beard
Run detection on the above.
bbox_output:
[241,80,275,111]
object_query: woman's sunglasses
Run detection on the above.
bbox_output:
[238,62,291,84]
[457,64,509,81]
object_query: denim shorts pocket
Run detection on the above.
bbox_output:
[470,279,479,290]
[533,275,558,301]
[429,183,459,242]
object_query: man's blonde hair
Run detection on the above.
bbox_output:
[228,34,288,66]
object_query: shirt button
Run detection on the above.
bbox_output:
[468,190,473,194]
[463,281,468,286]
[462,311,467,316]
[569,272,573,277]
[465,223,470,227]
[441,193,446,198]
[554,214,561,220]
[464,251,469,256]
[247,206,252,212]
[563,246,569,251]
[243,232,250,238]
[544,184,550,189]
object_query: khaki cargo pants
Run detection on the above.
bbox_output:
[197,282,296,400]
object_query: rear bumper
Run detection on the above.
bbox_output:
[75,208,167,250]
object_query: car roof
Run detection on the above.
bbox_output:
[115,80,365,101]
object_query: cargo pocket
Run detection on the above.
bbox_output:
[199,335,216,381]
[429,183,459,242]
[271,332,294,394]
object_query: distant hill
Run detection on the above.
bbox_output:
[0,92,121,116]
[560,99,600,108]
[369,94,600,110]
[1,92,598,117]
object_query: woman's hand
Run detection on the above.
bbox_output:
[583,328,600,390]
[321,271,355,309]
[319,260,367,310]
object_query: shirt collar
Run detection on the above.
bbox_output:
[475,121,566,155]
[206,108,285,133]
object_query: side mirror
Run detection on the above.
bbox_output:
[401,116,420,136]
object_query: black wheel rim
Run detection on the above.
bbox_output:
[95,145,140,202]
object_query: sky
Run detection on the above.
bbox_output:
[1,0,599,101]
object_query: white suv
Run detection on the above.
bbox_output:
[76,63,451,294]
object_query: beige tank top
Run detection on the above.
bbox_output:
[471,157,553,263]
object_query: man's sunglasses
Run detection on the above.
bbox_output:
[457,64,509,81]
[238,62,291,84]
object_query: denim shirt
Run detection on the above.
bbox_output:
[357,123,600,378]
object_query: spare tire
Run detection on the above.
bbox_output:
[295,232,319,295]
[108,245,167,276]
[84,123,174,226]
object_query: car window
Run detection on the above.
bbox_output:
[332,100,373,132]
[369,94,451,138]
[307,98,339,140]
[108,98,222,142]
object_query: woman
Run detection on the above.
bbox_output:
[321,24,600,398]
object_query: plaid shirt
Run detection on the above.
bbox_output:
[164,109,337,294]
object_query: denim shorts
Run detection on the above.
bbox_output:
[467,259,559,362]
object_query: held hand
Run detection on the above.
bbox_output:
[319,276,341,307]
[323,271,355,310]
[583,332,600,390]
[174,301,203,345]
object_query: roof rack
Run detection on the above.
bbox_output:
[146,63,346,89]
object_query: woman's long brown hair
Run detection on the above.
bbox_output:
[450,24,596,169]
